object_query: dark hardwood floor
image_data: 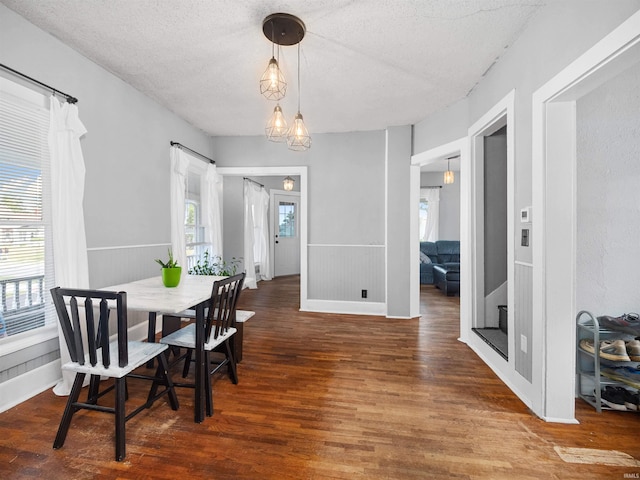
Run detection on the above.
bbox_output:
[1,276,639,479]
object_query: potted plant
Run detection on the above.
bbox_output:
[189,250,240,276]
[155,248,182,287]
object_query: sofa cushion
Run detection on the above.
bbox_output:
[420,251,432,264]
[420,241,438,263]
[435,240,460,263]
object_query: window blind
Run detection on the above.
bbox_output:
[0,78,56,340]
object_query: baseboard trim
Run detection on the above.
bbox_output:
[301,299,386,316]
[0,359,61,413]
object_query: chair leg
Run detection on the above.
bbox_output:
[150,351,179,411]
[204,351,213,417]
[53,373,85,450]
[224,340,238,385]
[114,377,126,462]
[87,374,100,403]
[182,349,192,378]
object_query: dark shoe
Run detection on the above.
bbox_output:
[620,387,640,411]
[600,386,627,411]
[597,313,640,336]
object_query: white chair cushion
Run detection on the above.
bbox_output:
[160,323,237,351]
[235,310,255,322]
[170,309,255,322]
[61,341,168,379]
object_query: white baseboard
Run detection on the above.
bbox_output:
[301,299,386,316]
[0,319,156,413]
[0,359,61,413]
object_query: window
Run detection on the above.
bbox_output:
[279,201,296,238]
[419,199,429,242]
[184,169,207,270]
[0,78,56,343]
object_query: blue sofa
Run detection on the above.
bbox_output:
[420,240,460,285]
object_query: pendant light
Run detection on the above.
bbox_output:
[444,157,455,184]
[259,25,286,100]
[286,42,311,151]
[260,13,311,151]
[283,176,295,191]
[265,103,288,142]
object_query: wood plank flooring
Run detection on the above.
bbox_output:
[1,275,639,479]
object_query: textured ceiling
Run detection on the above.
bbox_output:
[1,0,545,137]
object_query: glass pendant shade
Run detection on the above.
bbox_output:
[283,176,295,191]
[265,104,288,142]
[260,57,287,101]
[444,169,455,184]
[444,158,455,184]
[287,112,311,151]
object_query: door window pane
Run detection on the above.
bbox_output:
[279,202,296,238]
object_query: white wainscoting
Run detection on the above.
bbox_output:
[306,244,386,316]
[515,261,533,382]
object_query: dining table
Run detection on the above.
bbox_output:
[104,274,225,423]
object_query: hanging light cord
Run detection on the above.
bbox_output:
[299,44,303,112]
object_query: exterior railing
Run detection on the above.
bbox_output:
[0,275,46,337]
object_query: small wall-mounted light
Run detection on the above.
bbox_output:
[283,176,295,191]
[444,157,455,184]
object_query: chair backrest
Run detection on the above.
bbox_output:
[205,273,245,342]
[50,287,128,368]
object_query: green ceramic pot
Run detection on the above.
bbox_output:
[161,267,182,287]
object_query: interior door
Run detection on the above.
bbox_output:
[273,192,300,277]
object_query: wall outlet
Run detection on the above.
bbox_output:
[520,334,528,353]
[361,289,367,299]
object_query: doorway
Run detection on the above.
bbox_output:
[216,166,309,310]
[472,125,508,360]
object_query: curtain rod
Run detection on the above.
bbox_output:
[243,177,264,188]
[170,141,215,164]
[420,185,442,188]
[0,63,78,104]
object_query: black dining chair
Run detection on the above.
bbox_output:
[160,272,245,417]
[50,287,179,462]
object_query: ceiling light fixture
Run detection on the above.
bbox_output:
[283,176,295,191]
[286,42,311,151]
[259,22,286,100]
[261,13,311,151]
[265,103,288,142]
[444,157,455,184]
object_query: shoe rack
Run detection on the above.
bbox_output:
[576,310,640,412]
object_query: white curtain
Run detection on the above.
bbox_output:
[170,146,190,270]
[255,188,272,281]
[49,96,90,396]
[243,180,271,288]
[243,181,259,289]
[420,187,440,242]
[201,163,223,258]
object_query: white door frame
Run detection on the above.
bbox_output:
[531,11,640,423]
[410,137,470,343]
[217,166,308,311]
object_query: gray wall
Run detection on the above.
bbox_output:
[0,4,211,388]
[483,127,507,295]
[419,172,460,240]
[576,60,640,315]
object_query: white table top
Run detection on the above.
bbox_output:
[104,275,226,314]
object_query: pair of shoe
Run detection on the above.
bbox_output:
[579,338,640,362]
[600,386,640,411]
[598,313,640,336]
